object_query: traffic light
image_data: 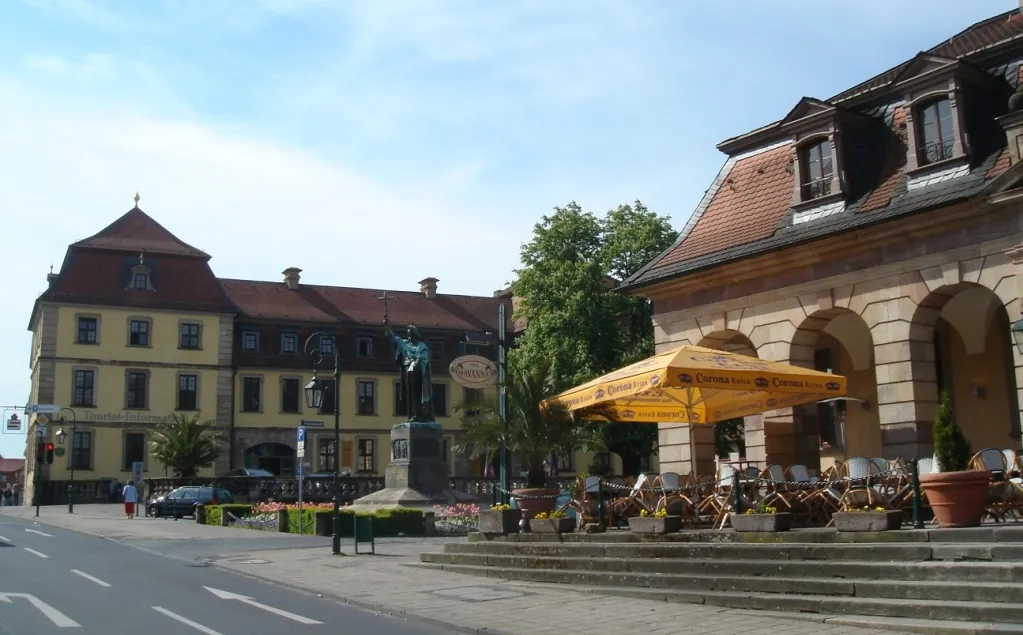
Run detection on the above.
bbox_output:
[36,441,45,463]
[45,443,54,465]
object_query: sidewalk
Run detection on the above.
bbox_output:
[2,505,913,635]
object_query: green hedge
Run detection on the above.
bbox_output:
[201,504,253,526]
[202,505,423,536]
[287,507,319,534]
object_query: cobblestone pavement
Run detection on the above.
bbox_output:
[2,505,917,635]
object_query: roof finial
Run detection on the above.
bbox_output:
[133,191,140,207]
[139,251,145,265]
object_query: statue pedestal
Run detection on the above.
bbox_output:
[349,422,479,512]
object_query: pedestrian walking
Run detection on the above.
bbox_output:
[122,481,138,519]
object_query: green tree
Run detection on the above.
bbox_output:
[511,200,678,475]
[932,390,970,472]
[456,358,605,488]
[150,413,222,477]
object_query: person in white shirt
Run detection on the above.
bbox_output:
[122,482,138,519]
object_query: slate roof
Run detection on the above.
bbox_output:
[219,279,507,331]
[624,9,1022,290]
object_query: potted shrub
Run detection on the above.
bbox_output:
[832,505,903,532]
[628,507,682,534]
[456,358,605,519]
[528,510,576,534]
[919,391,989,528]
[729,501,792,532]
[478,503,522,535]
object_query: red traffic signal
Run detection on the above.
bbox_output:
[45,443,55,465]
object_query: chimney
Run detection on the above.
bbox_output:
[419,277,439,300]
[283,267,302,290]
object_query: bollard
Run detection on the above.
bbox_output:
[909,458,924,529]
[731,470,742,515]
[597,480,606,530]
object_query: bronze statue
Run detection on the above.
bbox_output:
[379,292,435,422]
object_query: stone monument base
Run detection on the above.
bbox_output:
[349,421,480,513]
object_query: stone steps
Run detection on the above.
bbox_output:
[412,562,1023,625]
[424,551,1023,583]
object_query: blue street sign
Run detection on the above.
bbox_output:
[295,465,304,477]
[297,427,306,443]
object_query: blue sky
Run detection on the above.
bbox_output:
[0,0,1009,456]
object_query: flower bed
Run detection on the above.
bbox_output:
[433,503,480,535]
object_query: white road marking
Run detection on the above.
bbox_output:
[0,535,9,542]
[70,570,111,587]
[152,607,225,635]
[24,548,48,559]
[24,529,53,537]
[203,586,323,624]
[0,593,80,627]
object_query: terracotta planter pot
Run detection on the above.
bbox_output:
[729,512,792,532]
[920,469,990,528]
[479,509,522,535]
[512,488,558,521]
[628,515,682,534]
[833,510,903,532]
[528,517,576,534]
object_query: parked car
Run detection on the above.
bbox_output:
[220,468,274,477]
[148,486,233,519]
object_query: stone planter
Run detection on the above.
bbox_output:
[833,510,903,532]
[277,509,290,533]
[479,509,522,535]
[512,488,558,520]
[528,517,576,534]
[729,512,792,532]
[627,515,682,534]
[920,470,990,528]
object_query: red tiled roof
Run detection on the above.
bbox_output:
[987,147,1012,179]
[219,279,507,331]
[652,145,794,270]
[0,458,25,473]
[73,207,209,258]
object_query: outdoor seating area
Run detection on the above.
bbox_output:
[555,447,1023,532]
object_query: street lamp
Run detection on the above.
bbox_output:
[56,407,77,514]
[304,333,341,555]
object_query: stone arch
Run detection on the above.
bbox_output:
[697,329,757,357]
[790,307,881,466]
[244,442,296,476]
[909,281,1021,453]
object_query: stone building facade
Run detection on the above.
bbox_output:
[622,9,1023,476]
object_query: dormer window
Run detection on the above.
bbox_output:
[800,140,833,200]
[133,273,148,290]
[917,98,955,166]
[128,253,153,291]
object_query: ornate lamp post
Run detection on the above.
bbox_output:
[303,333,342,555]
[54,407,77,514]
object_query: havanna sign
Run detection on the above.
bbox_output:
[448,355,499,390]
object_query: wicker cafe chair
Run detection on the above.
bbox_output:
[759,464,795,512]
[567,475,604,526]
[784,464,828,526]
[828,457,884,524]
[968,448,1013,522]
[653,472,699,526]
[608,474,658,523]
[698,464,754,529]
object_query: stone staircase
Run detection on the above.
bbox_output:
[416,527,1023,633]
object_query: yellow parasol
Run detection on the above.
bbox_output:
[542,344,847,425]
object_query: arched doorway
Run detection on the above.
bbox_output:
[791,308,881,471]
[244,443,296,476]
[698,330,758,474]
[912,283,1021,452]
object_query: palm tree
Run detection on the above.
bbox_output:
[456,358,605,488]
[150,413,222,477]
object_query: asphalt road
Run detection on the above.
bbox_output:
[0,515,455,635]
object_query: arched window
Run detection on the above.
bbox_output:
[917,98,955,165]
[800,139,833,200]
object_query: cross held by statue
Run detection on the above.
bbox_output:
[377,290,391,323]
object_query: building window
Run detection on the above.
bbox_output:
[555,452,574,473]
[460,341,490,357]
[432,384,448,417]
[917,98,955,166]
[463,388,483,416]
[72,369,95,407]
[281,378,300,413]
[126,372,148,409]
[76,317,98,344]
[638,453,653,472]
[356,337,373,357]
[318,439,335,472]
[357,438,374,473]
[123,432,145,471]
[280,333,298,354]
[319,335,334,355]
[178,374,198,411]
[357,381,375,415]
[318,380,336,415]
[128,320,150,347]
[71,431,92,470]
[242,377,261,412]
[428,339,444,360]
[133,273,148,290]
[242,331,259,352]
[394,381,407,417]
[800,139,833,200]
[180,323,201,349]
